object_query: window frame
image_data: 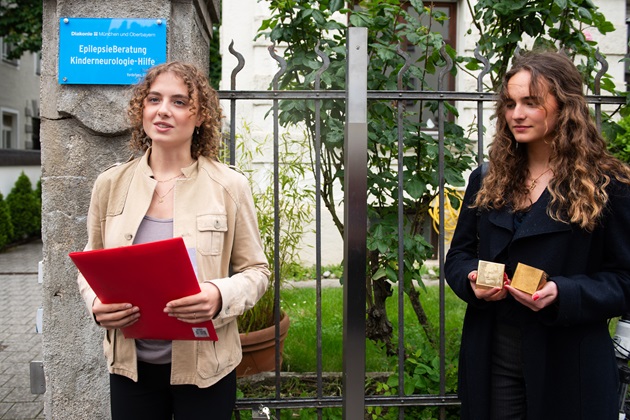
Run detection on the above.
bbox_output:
[1,38,19,66]
[1,108,20,149]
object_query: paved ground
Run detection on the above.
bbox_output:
[0,240,44,420]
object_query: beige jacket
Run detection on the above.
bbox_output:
[77,150,270,387]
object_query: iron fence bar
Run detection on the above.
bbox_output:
[218,90,625,105]
[227,41,245,166]
[475,46,492,165]
[437,45,453,420]
[234,394,461,410]
[314,40,330,420]
[268,44,286,414]
[342,27,368,420]
[395,45,412,420]
[594,50,608,131]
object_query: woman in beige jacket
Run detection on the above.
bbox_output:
[77,61,270,419]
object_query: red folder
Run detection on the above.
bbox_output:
[69,237,218,341]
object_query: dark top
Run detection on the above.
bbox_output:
[445,166,630,420]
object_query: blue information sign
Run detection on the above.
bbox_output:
[59,18,167,85]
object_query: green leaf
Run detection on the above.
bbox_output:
[409,0,424,12]
[577,7,592,21]
[405,179,427,199]
[329,0,343,13]
[404,381,415,395]
[372,266,388,281]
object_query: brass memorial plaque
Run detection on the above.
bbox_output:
[476,260,505,290]
[511,262,547,295]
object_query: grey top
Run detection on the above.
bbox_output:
[133,215,174,365]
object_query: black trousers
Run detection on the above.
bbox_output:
[110,362,236,420]
[490,322,527,420]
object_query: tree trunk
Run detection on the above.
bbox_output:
[406,284,437,349]
[366,251,396,355]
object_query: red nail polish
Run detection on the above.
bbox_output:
[532,294,539,301]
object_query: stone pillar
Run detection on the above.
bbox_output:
[39,1,219,418]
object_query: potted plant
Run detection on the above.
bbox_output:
[233,128,314,377]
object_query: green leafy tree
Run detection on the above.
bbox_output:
[0,0,42,59]
[257,0,620,355]
[258,0,475,353]
[0,192,13,249]
[605,113,630,163]
[466,0,616,93]
[6,172,39,241]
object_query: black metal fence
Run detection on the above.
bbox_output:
[220,28,625,419]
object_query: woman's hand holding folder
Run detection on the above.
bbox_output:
[92,297,140,329]
[164,282,222,323]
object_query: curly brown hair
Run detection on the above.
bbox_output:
[474,51,630,231]
[127,61,223,159]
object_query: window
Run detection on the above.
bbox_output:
[35,51,41,75]
[31,117,40,150]
[2,38,19,66]
[1,111,18,149]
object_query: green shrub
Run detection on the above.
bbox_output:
[605,114,630,164]
[0,192,13,249]
[6,172,40,241]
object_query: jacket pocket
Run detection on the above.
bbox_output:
[104,329,116,366]
[197,214,228,256]
[196,341,220,378]
[196,324,239,378]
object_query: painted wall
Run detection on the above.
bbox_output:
[0,166,40,197]
[0,51,40,150]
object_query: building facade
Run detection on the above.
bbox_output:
[0,39,41,196]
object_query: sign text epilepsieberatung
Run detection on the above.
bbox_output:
[59,18,167,85]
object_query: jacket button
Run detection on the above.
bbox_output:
[125,233,133,241]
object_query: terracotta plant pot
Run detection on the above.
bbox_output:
[236,312,290,378]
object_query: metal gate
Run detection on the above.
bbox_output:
[220,27,625,419]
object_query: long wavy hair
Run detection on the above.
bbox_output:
[473,51,630,231]
[126,61,223,159]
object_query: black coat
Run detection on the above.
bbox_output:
[445,166,630,420]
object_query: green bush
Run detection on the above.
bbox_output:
[6,172,40,241]
[605,114,630,164]
[0,192,13,249]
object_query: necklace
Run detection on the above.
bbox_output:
[528,168,552,191]
[153,173,183,183]
[151,160,194,183]
[154,183,176,204]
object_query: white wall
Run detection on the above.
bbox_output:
[0,51,41,150]
[220,1,345,267]
[0,166,41,197]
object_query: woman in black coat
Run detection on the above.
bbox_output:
[445,51,630,420]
